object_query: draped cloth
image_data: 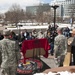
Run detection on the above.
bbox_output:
[21,38,50,63]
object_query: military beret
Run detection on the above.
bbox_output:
[3,30,10,36]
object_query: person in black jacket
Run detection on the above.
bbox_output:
[27,32,35,40]
[46,32,54,55]
[70,29,75,65]
[24,29,29,40]
[69,29,75,65]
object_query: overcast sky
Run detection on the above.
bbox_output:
[0,0,52,13]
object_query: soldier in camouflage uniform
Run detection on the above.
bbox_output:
[0,30,21,75]
[54,27,67,66]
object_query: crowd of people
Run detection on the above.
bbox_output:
[0,24,75,75]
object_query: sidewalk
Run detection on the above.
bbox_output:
[40,54,58,69]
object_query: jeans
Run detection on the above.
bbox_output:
[50,42,54,55]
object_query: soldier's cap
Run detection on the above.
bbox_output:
[56,27,62,31]
[3,30,10,36]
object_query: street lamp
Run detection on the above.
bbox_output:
[51,5,59,34]
[18,25,23,41]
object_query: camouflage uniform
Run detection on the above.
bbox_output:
[0,38,21,75]
[54,34,67,66]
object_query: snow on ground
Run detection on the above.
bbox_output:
[6,23,75,31]
[7,25,49,30]
[34,71,75,75]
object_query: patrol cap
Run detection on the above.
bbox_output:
[3,30,10,36]
[56,27,62,31]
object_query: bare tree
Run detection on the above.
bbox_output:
[56,16,63,23]
[26,12,33,22]
[36,4,44,25]
[65,4,75,26]
[4,4,25,27]
[70,8,75,26]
